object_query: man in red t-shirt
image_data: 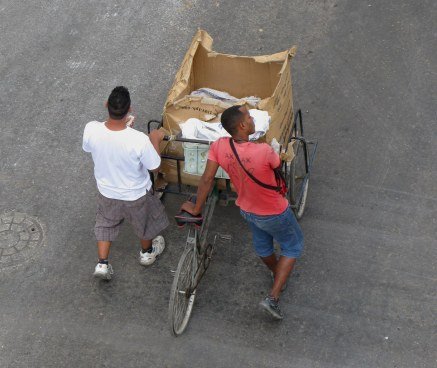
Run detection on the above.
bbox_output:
[181,105,303,320]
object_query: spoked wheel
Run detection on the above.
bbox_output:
[289,139,309,220]
[168,247,197,336]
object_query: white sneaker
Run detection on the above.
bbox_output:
[93,263,114,280]
[139,236,165,266]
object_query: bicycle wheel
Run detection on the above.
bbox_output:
[289,140,309,220]
[168,246,197,336]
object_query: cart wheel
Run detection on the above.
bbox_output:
[168,247,197,336]
[289,140,309,220]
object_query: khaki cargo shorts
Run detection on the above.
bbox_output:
[94,191,169,242]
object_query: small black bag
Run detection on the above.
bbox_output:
[229,139,287,196]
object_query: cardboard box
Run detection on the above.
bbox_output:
[160,29,296,186]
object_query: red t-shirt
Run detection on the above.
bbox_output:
[208,138,289,215]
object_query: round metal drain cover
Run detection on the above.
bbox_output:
[0,212,45,270]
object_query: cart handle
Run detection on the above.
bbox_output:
[163,135,214,146]
[147,119,163,133]
[291,109,304,137]
[147,119,213,145]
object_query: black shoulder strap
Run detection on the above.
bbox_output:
[229,138,280,192]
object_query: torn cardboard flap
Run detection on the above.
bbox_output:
[161,29,297,186]
[288,46,297,58]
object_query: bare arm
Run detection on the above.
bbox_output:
[148,129,165,173]
[181,160,220,215]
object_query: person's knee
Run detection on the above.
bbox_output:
[260,252,276,260]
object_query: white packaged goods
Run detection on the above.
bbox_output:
[180,118,231,141]
[183,143,229,179]
[180,110,270,142]
[270,138,281,154]
[190,88,261,107]
[180,118,230,178]
[248,109,270,141]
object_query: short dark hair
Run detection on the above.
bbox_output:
[107,86,131,119]
[221,105,244,135]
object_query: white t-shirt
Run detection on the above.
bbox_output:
[83,121,161,201]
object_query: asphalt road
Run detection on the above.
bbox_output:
[1,0,436,367]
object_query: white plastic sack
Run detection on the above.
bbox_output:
[180,118,231,141]
[249,109,270,141]
[180,109,270,141]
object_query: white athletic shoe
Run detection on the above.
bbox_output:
[93,263,114,280]
[139,236,166,266]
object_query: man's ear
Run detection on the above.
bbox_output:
[105,100,108,108]
[242,116,252,129]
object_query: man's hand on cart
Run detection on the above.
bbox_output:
[126,114,135,127]
[148,128,166,143]
[175,196,203,228]
[181,201,200,216]
[148,128,166,155]
[179,160,220,217]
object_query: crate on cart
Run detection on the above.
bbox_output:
[157,29,297,187]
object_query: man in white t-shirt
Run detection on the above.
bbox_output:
[83,86,169,280]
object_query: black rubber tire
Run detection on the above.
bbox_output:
[168,247,196,336]
[289,140,309,220]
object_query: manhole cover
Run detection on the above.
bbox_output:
[0,212,45,270]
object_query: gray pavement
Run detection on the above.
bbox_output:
[1,0,436,367]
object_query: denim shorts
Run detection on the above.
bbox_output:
[240,207,303,258]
